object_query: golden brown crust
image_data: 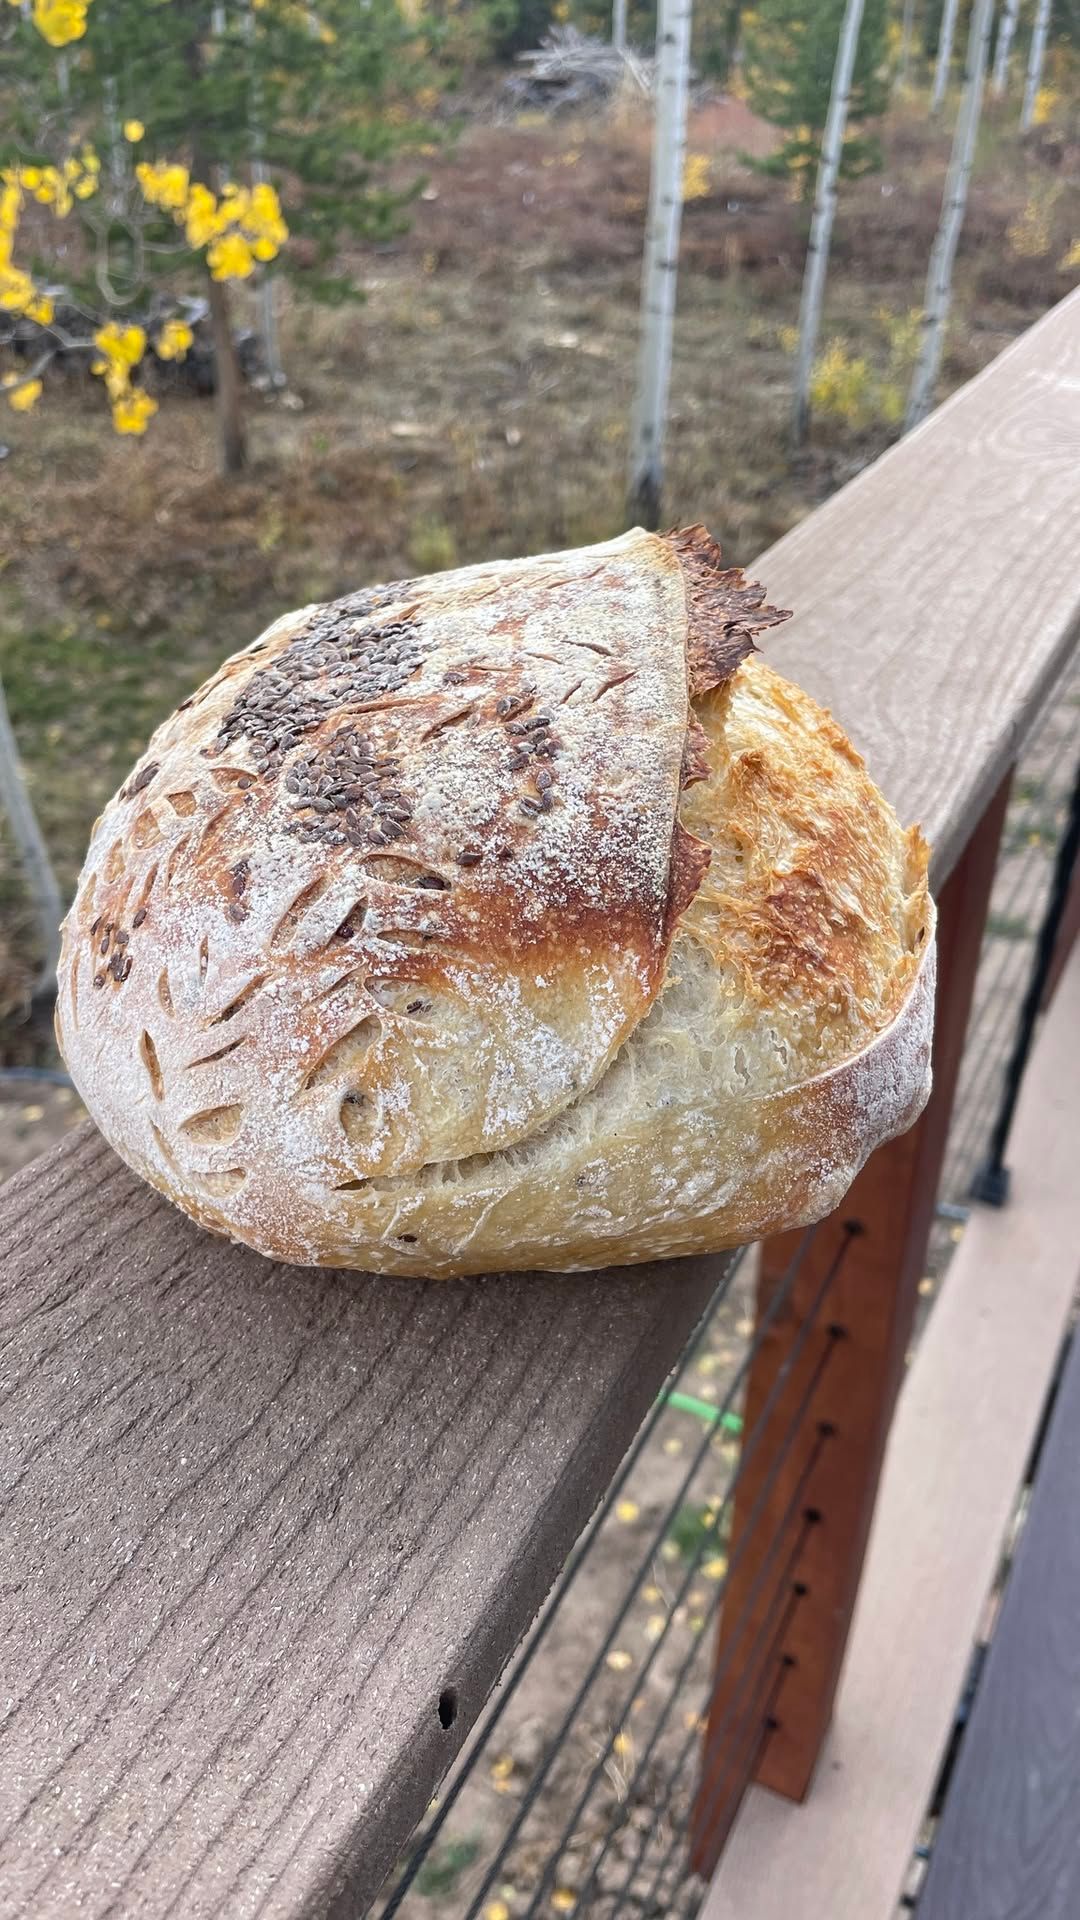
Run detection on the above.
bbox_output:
[56,531,932,1276]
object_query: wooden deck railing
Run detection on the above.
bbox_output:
[2,285,1079,1919]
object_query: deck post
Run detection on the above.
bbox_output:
[688,772,1012,1876]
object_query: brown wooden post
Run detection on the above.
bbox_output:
[688,772,1013,1877]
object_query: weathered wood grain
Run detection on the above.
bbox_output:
[0,1129,729,1919]
[701,942,1080,1920]
[2,287,1080,1917]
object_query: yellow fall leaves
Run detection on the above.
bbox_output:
[91,322,158,435]
[682,152,712,202]
[156,317,194,361]
[3,0,93,48]
[3,150,287,432]
[137,165,289,278]
[2,372,43,411]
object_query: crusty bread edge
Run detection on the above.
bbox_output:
[91,898,935,1278]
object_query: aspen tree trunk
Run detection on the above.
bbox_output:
[905,0,994,429]
[897,0,917,86]
[613,0,628,52]
[0,674,63,999]
[792,0,868,446]
[252,183,284,389]
[1020,0,1051,128]
[243,0,285,388]
[930,0,961,110]
[626,0,693,531]
[992,0,1020,94]
[207,272,248,472]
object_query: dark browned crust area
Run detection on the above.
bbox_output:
[669,525,791,702]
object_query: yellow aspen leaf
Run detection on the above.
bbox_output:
[0,264,34,311]
[24,293,54,325]
[207,231,255,280]
[485,1905,511,1920]
[644,1614,666,1641]
[94,321,146,370]
[615,1499,639,1524]
[31,0,89,46]
[156,318,193,361]
[111,386,158,434]
[551,1893,576,1913]
[702,1555,728,1581]
[682,152,711,200]
[605,1649,634,1672]
[123,120,145,143]
[8,377,43,411]
[612,1731,633,1759]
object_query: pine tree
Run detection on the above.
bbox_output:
[0,0,439,472]
[743,0,888,196]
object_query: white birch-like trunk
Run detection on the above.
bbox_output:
[931,0,961,110]
[613,0,628,52]
[0,675,64,999]
[897,0,917,86]
[1020,0,1051,128]
[792,0,868,445]
[626,0,693,530]
[243,0,286,388]
[992,0,1020,94]
[906,0,994,429]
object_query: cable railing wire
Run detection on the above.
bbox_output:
[580,1466,824,1918]
[473,1236,852,1918]
[450,1229,829,1920]
[626,1592,803,1920]
[376,1247,754,1918]
[516,1329,842,1918]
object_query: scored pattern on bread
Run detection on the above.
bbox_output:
[56,528,933,1275]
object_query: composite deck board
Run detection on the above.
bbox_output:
[917,1271,1080,1917]
[2,286,1080,1917]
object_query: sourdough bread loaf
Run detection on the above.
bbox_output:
[55,527,934,1275]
